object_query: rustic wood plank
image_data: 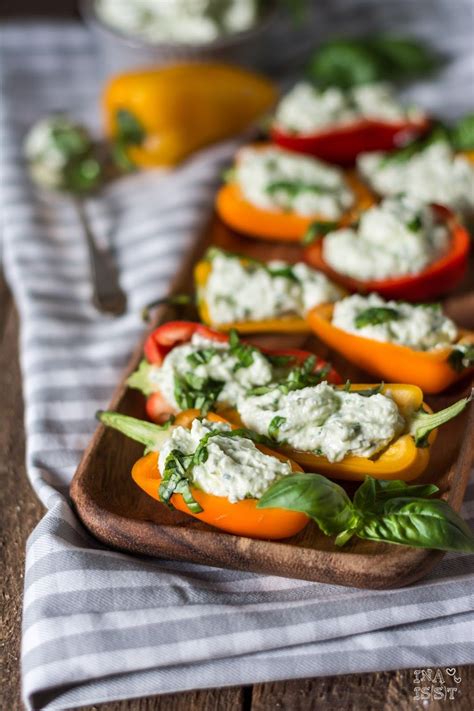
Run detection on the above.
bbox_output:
[252,665,474,710]
[77,686,247,711]
[0,278,44,711]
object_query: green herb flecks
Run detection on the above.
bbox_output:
[266,180,338,199]
[258,473,474,553]
[173,373,224,416]
[354,307,401,329]
[186,348,219,367]
[248,355,330,397]
[302,220,339,246]
[268,416,287,441]
[228,329,256,371]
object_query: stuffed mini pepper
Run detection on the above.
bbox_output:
[235,380,471,481]
[216,143,374,241]
[127,320,341,423]
[306,293,474,393]
[98,409,309,539]
[195,247,344,333]
[304,195,469,301]
[271,82,430,165]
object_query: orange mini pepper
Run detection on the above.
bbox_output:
[103,64,277,168]
[306,303,474,394]
[98,409,309,540]
[215,143,375,242]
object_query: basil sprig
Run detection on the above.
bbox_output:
[258,474,474,553]
[308,36,438,89]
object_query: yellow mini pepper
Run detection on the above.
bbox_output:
[103,63,277,168]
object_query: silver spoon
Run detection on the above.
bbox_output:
[24,115,127,316]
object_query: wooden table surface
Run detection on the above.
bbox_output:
[1,5,473,708]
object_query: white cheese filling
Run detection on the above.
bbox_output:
[238,381,404,462]
[235,145,354,219]
[274,82,425,135]
[202,251,343,324]
[332,293,458,351]
[358,141,474,215]
[149,333,273,410]
[95,0,258,44]
[158,418,292,503]
[322,195,450,280]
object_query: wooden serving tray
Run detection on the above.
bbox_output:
[70,217,474,589]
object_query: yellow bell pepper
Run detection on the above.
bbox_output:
[195,249,314,334]
[223,383,472,482]
[103,63,277,168]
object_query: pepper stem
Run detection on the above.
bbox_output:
[141,294,193,323]
[97,410,173,453]
[410,390,473,447]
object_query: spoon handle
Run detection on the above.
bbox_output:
[74,197,127,316]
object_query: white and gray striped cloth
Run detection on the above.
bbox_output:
[1,3,473,709]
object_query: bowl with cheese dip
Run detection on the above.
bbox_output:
[81,0,278,74]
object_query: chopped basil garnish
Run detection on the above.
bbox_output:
[266,180,337,198]
[228,329,256,371]
[248,355,330,397]
[354,307,401,328]
[186,348,218,367]
[268,415,286,441]
[343,381,384,397]
[173,373,224,415]
[302,220,339,246]
[406,214,423,232]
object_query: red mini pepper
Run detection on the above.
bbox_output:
[304,204,470,301]
[271,116,431,166]
[141,321,341,423]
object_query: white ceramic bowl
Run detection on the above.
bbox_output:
[80,0,279,76]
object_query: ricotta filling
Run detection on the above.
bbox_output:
[238,381,404,462]
[158,418,292,503]
[95,0,258,45]
[332,293,458,351]
[235,145,354,219]
[274,82,424,134]
[149,333,273,410]
[357,141,474,215]
[322,195,450,280]
[202,250,343,324]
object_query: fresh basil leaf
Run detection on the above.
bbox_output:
[228,329,256,371]
[257,473,357,536]
[355,307,401,328]
[358,497,474,553]
[448,344,474,373]
[268,415,286,441]
[126,359,157,396]
[372,479,439,502]
[450,113,474,151]
[353,477,377,511]
[266,265,299,282]
[309,40,384,88]
[368,36,438,79]
[159,449,202,513]
[302,221,338,246]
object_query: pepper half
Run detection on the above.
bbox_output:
[136,320,341,423]
[271,116,431,165]
[222,383,471,482]
[98,409,309,539]
[304,204,470,301]
[195,255,309,334]
[215,143,375,242]
[103,64,277,168]
[306,303,474,394]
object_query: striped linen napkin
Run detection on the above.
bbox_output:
[0,3,473,708]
